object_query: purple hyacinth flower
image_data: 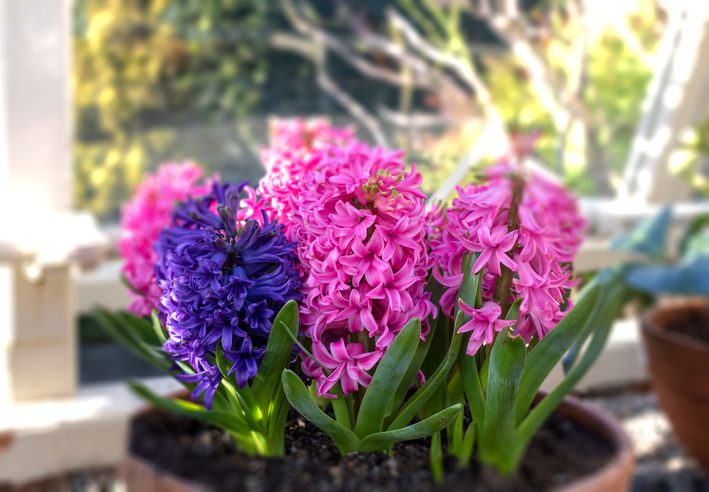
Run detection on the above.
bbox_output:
[156,181,301,407]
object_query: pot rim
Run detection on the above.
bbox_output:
[550,393,635,492]
[641,299,709,352]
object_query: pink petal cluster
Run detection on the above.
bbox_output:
[293,145,435,398]
[457,300,515,356]
[257,118,357,235]
[119,162,208,316]
[430,163,585,355]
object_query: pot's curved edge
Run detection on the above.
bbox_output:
[641,299,709,353]
[640,301,709,470]
[119,455,212,492]
[554,394,635,492]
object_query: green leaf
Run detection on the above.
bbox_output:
[457,316,485,425]
[129,381,250,437]
[458,253,481,309]
[512,284,628,467]
[150,311,167,344]
[625,255,709,296]
[252,300,299,413]
[388,326,462,430]
[281,370,360,454]
[357,404,462,452]
[479,330,526,473]
[679,212,709,256]
[91,309,170,371]
[416,315,450,419]
[215,344,232,380]
[610,206,671,260]
[391,310,442,413]
[355,319,421,438]
[430,432,444,484]
[456,422,476,468]
[515,282,600,422]
[331,385,352,429]
[506,298,523,323]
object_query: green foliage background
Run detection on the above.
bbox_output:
[73,0,274,221]
[73,0,663,221]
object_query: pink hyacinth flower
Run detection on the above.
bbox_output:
[292,143,434,397]
[119,162,208,316]
[429,157,585,348]
[470,226,518,277]
[313,339,382,398]
[457,300,515,356]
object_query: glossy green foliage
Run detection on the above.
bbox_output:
[93,300,300,456]
[282,319,463,454]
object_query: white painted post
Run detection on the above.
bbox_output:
[620,1,709,204]
[0,0,77,403]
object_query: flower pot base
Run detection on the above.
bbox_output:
[642,301,709,470]
[122,395,633,492]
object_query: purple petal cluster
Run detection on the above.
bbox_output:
[155,181,301,405]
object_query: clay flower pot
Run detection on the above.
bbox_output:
[641,299,709,469]
[119,394,634,492]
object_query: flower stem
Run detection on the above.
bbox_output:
[493,174,524,317]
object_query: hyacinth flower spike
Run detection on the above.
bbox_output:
[425,158,631,478]
[96,180,303,457]
[278,143,462,454]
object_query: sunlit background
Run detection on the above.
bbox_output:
[72,0,705,221]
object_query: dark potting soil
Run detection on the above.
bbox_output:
[665,308,709,345]
[130,410,615,492]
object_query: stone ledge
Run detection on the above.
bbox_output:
[0,377,180,485]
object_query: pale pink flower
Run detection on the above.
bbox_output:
[429,159,585,354]
[457,300,515,356]
[119,162,208,316]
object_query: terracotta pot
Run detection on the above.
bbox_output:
[641,299,709,470]
[0,432,12,454]
[119,394,634,492]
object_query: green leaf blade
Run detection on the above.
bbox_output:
[388,326,462,430]
[355,318,422,438]
[479,330,527,474]
[515,282,600,422]
[252,300,299,413]
[358,404,462,452]
[281,370,360,455]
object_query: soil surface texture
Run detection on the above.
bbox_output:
[665,308,709,345]
[129,410,615,492]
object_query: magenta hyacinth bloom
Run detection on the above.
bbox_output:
[119,162,208,316]
[457,300,515,356]
[430,162,585,355]
[293,144,434,398]
[309,339,381,397]
[257,118,357,236]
